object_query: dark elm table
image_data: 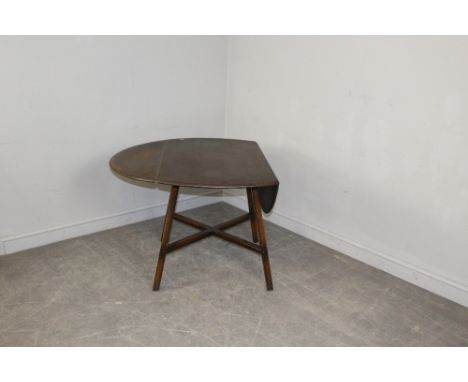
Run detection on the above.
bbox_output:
[109,138,279,291]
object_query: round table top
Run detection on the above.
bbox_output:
[109,138,279,212]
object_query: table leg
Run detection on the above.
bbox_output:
[246,188,259,243]
[252,188,274,291]
[153,185,179,290]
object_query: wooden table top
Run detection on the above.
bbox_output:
[109,138,279,212]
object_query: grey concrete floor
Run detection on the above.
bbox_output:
[1,202,468,346]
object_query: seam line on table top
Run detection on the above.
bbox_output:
[155,140,167,180]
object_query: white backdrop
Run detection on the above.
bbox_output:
[0,36,227,252]
[224,36,468,306]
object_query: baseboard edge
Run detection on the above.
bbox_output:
[223,192,468,308]
[1,192,221,255]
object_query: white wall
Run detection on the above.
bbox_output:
[224,36,468,306]
[0,36,227,253]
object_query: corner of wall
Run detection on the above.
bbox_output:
[223,36,231,140]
